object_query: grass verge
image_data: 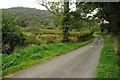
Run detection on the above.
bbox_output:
[95,33,118,78]
[2,37,95,77]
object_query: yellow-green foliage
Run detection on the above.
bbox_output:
[23,27,93,44]
[68,37,78,43]
[37,34,63,44]
[39,29,62,35]
[25,35,41,45]
[69,32,80,37]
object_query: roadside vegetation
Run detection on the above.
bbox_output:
[95,33,118,78]
[2,37,94,77]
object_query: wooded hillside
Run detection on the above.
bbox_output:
[2,7,53,28]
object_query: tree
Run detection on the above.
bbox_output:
[95,2,120,34]
[38,0,70,42]
[2,12,25,54]
[37,0,63,17]
[94,2,120,55]
[62,2,70,42]
[70,2,96,31]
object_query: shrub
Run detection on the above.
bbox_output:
[68,37,78,43]
[2,24,25,54]
[37,34,62,44]
[2,12,25,54]
[69,32,80,37]
[39,29,62,35]
[25,35,41,45]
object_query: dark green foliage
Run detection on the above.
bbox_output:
[62,25,69,42]
[95,2,120,60]
[77,31,94,42]
[2,12,25,54]
[2,25,25,54]
[95,3,120,34]
[61,2,70,42]
[69,2,96,31]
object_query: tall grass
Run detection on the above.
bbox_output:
[95,34,118,78]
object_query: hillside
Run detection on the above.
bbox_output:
[2,7,53,27]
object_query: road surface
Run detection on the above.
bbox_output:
[8,36,104,78]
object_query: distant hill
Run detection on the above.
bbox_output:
[2,7,53,27]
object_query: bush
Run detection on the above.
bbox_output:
[2,24,25,54]
[68,37,78,43]
[39,29,61,35]
[37,34,62,44]
[25,34,62,45]
[25,35,41,45]
[69,32,80,37]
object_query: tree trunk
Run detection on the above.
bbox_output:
[62,1,69,42]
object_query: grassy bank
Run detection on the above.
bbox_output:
[95,33,118,78]
[2,37,95,77]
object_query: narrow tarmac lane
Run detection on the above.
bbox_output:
[9,36,104,78]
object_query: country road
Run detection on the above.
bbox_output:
[8,36,104,78]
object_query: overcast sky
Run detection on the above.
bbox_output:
[0,0,77,11]
[0,0,47,10]
[0,0,119,10]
